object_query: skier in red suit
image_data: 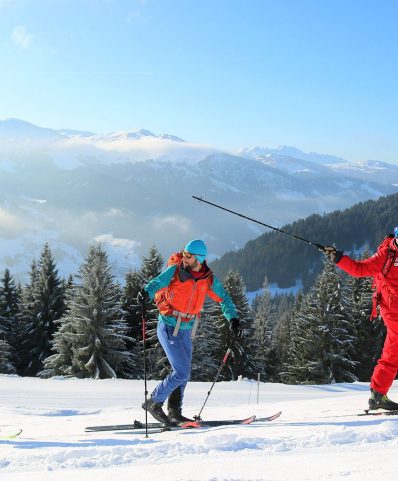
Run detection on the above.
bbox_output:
[324,227,398,411]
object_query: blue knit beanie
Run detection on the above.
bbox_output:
[184,239,207,263]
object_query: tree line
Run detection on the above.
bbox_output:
[0,243,384,384]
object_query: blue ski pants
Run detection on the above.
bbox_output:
[151,321,193,406]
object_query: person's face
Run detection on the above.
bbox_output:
[182,250,201,270]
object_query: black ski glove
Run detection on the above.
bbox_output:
[323,246,343,264]
[137,287,149,305]
[229,318,243,338]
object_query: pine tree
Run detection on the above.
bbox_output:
[0,339,15,374]
[16,260,37,374]
[271,308,292,382]
[64,274,74,291]
[251,276,275,381]
[269,293,296,381]
[191,299,223,381]
[209,270,256,380]
[41,285,76,377]
[121,270,143,378]
[285,259,357,384]
[139,246,165,379]
[273,293,295,320]
[43,245,133,379]
[204,288,232,381]
[278,292,305,383]
[0,268,21,372]
[19,244,66,376]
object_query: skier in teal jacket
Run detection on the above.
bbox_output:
[139,239,241,425]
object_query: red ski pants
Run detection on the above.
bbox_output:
[371,311,398,395]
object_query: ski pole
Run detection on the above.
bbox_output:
[141,298,149,438]
[194,339,235,421]
[192,195,326,252]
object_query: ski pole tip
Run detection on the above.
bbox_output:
[192,195,203,202]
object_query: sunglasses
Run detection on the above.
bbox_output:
[182,251,198,259]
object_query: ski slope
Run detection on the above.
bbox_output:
[1,375,398,481]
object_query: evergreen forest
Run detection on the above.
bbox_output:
[0,239,386,386]
[211,192,398,291]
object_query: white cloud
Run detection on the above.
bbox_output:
[88,136,217,164]
[93,233,140,251]
[0,207,24,236]
[152,215,192,233]
[11,25,34,48]
[103,208,128,218]
[80,208,128,224]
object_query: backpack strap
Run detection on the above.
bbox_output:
[190,315,201,340]
[382,246,397,277]
[171,310,198,337]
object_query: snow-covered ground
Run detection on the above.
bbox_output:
[1,375,398,481]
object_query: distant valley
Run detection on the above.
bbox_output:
[0,118,397,284]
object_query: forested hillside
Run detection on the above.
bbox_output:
[0,231,385,385]
[211,192,398,291]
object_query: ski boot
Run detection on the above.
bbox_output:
[368,389,398,410]
[167,408,194,424]
[167,387,194,424]
[142,398,172,425]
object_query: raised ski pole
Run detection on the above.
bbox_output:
[194,339,235,421]
[141,298,149,438]
[192,195,326,252]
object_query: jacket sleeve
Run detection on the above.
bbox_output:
[207,276,238,321]
[336,249,387,278]
[144,265,177,300]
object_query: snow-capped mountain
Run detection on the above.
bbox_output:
[240,145,398,185]
[90,129,185,143]
[0,118,397,283]
[240,145,349,165]
[0,118,64,142]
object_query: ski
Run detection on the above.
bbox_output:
[85,420,201,432]
[85,411,281,432]
[255,411,282,423]
[358,409,398,417]
[0,428,22,439]
[197,415,256,427]
[198,410,281,427]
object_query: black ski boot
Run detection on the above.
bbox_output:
[142,398,171,425]
[168,409,194,424]
[167,388,193,424]
[369,389,398,410]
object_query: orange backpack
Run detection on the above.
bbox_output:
[154,252,183,315]
[167,252,183,267]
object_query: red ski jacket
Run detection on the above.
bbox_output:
[336,236,398,319]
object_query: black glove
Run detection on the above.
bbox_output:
[137,287,149,305]
[323,246,343,264]
[229,318,243,338]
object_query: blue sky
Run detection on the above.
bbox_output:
[1,0,397,162]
